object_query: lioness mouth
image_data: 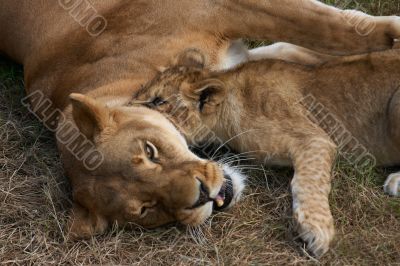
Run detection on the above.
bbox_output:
[213,175,234,211]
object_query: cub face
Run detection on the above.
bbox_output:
[134,50,228,145]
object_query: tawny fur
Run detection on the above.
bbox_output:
[135,49,400,256]
[1,0,400,251]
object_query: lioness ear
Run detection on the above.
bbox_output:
[182,79,226,114]
[175,48,205,69]
[69,93,111,140]
[66,204,108,241]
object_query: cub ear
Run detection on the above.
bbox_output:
[66,204,108,241]
[69,93,112,140]
[182,79,226,114]
[174,48,205,69]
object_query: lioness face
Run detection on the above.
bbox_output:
[67,94,244,239]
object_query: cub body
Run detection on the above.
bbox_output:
[134,49,400,256]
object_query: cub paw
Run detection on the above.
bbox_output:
[294,210,335,258]
[384,173,400,197]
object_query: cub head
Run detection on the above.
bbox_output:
[133,49,228,144]
[64,93,244,239]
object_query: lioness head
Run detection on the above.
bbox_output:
[65,93,244,239]
[133,50,227,144]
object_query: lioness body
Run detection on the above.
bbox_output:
[135,49,400,256]
[1,0,400,252]
[1,1,400,111]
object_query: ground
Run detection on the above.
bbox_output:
[1,1,400,265]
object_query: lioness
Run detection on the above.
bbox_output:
[133,49,400,256]
[1,0,400,242]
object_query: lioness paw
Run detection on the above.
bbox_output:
[389,16,400,39]
[384,173,400,197]
[294,209,335,258]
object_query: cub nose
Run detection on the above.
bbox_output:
[191,178,211,209]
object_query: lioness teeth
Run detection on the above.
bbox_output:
[215,195,225,207]
[216,198,224,207]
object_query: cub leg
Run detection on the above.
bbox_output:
[386,89,400,197]
[212,0,400,55]
[388,88,400,145]
[248,43,337,65]
[290,137,337,257]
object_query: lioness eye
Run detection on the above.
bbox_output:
[145,141,159,161]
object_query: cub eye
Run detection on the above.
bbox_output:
[145,141,159,162]
[199,90,210,112]
[151,97,167,107]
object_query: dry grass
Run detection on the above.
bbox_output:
[1,1,400,265]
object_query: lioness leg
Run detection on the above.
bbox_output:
[249,43,337,65]
[290,137,337,257]
[212,0,400,55]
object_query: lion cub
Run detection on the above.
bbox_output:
[133,49,400,257]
